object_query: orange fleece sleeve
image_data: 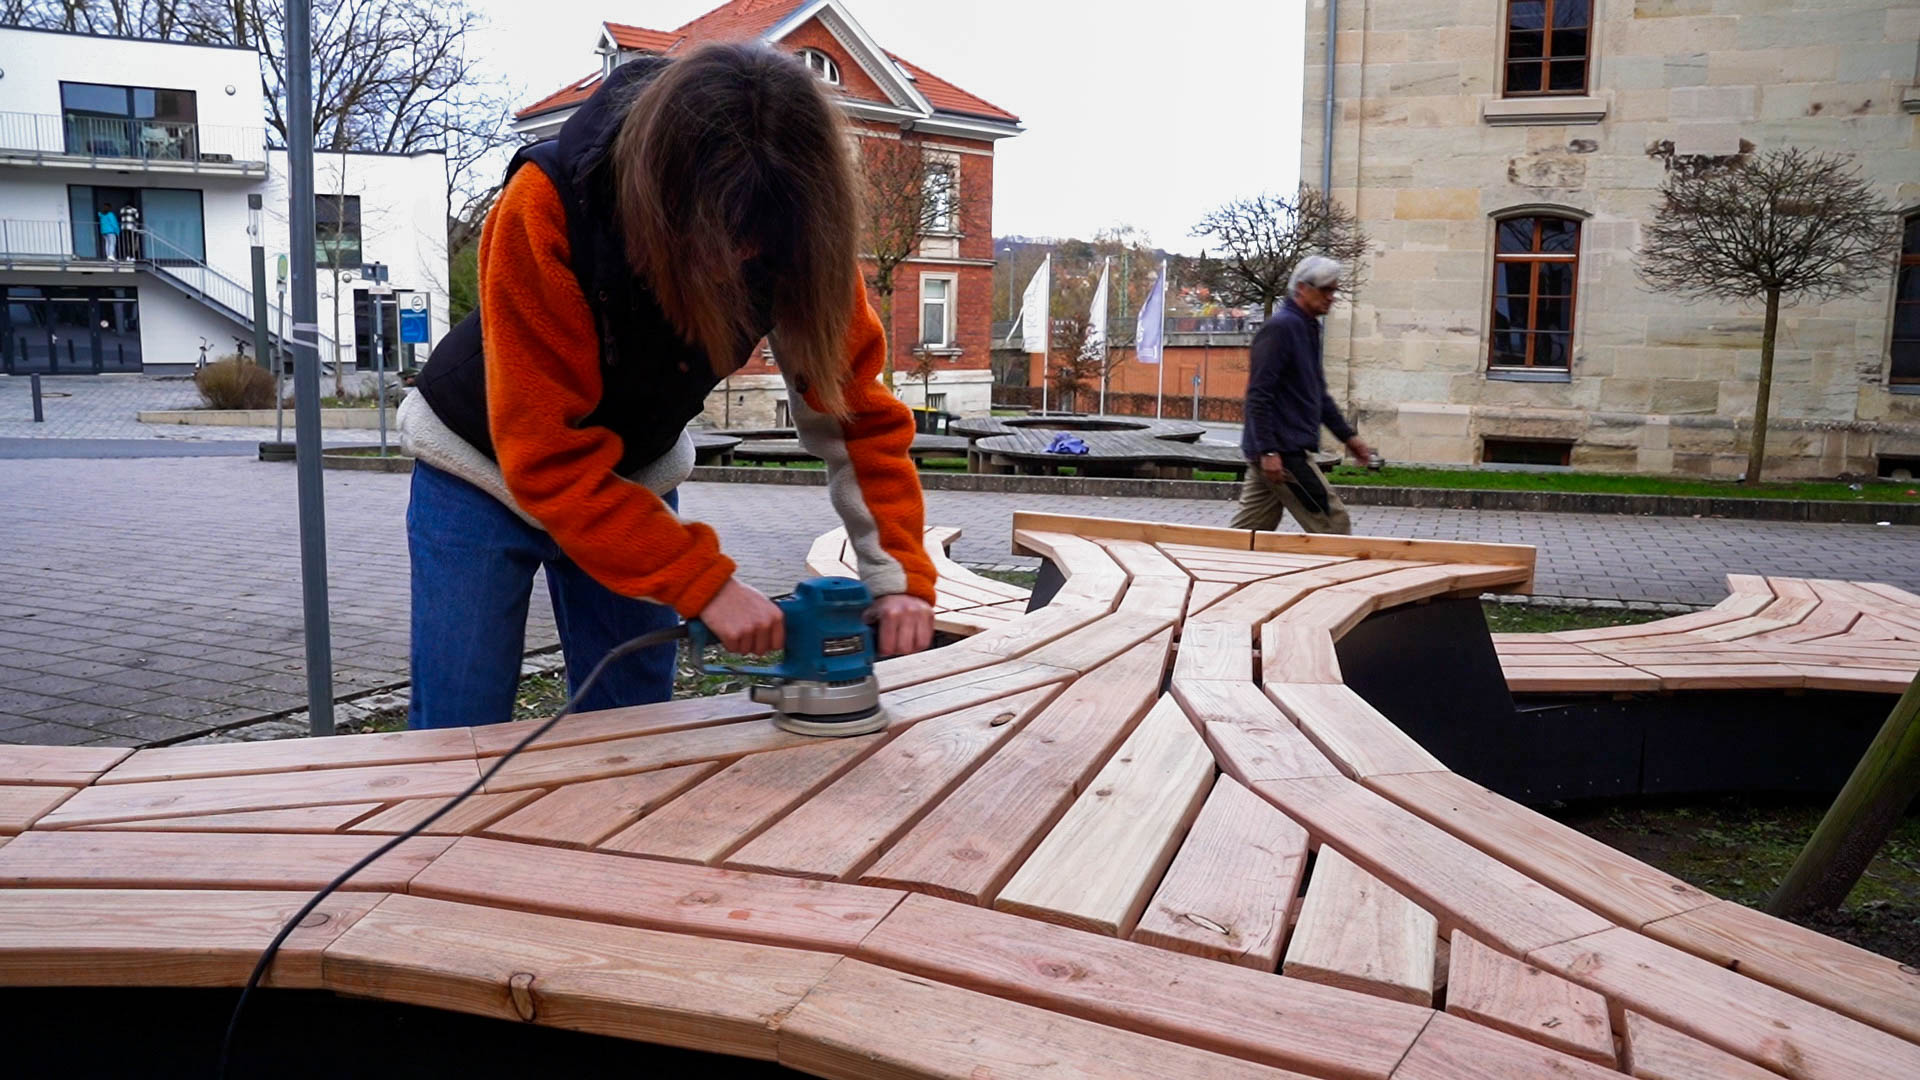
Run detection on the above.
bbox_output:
[478,165,736,618]
[791,278,938,606]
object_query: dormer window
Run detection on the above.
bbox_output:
[798,48,841,86]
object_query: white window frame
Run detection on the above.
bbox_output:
[923,158,958,235]
[918,273,957,351]
[798,48,841,85]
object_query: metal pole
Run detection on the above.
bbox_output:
[286,0,335,737]
[372,284,387,455]
[275,278,287,442]
[1322,0,1339,196]
[1156,262,1169,419]
[247,194,271,375]
[30,373,43,422]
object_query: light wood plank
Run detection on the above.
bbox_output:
[1446,930,1615,1064]
[38,758,483,828]
[947,603,1107,662]
[726,687,1059,880]
[1250,531,1536,591]
[1639,663,1807,690]
[324,892,840,1061]
[1093,536,1190,581]
[70,803,383,834]
[1009,529,1127,608]
[1172,679,1343,783]
[481,763,718,848]
[0,829,452,891]
[922,527,1030,602]
[1642,898,1920,1043]
[1011,511,1254,551]
[1172,619,1254,683]
[1282,846,1437,1006]
[471,692,768,756]
[1393,1011,1627,1080]
[1530,926,1920,1080]
[995,696,1216,935]
[598,736,879,864]
[1185,578,1242,616]
[1504,666,1666,693]
[1620,1009,1785,1080]
[1261,624,1345,683]
[778,957,1316,1080]
[1189,559,1426,629]
[0,888,383,989]
[1365,770,1714,929]
[0,745,131,787]
[1255,775,1612,955]
[0,785,78,834]
[1116,575,1191,619]
[406,836,903,953]
[805,526,851,579]
[1555,591,1774,643]
[480,716,820,793]
[99,727,476,784]
[861,631,1172,904]
[854,893,1433,1080]
[1264,682,1445,778]
[347,789,543,836]
[1132,774,1308,970]
[1018,610,1175,672]
[876,658,1075,727]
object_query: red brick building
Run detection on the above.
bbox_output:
[513,0,1022,424]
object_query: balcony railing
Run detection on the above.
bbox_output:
[0,111,268,169]
[0,218,92,267]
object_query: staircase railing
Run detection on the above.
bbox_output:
[134,227,339,362]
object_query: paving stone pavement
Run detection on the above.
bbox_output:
[0,372,383,445]
[1,456,1915,747]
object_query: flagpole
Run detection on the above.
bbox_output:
[1097,256,1111,417]
[1040,255,1050,414]
[1155,261,1168,419]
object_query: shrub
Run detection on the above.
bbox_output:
[194,356,277,410]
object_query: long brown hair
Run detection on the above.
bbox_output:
[613,42,860,419]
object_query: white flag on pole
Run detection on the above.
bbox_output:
[1081,257,1109,360]
[1018,255,1051,353]
[1135,262,1166,365]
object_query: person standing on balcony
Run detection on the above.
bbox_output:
[117,202,140,260]
[398,43,936,729]
[96,203,119,262]
[1231,255,1372,535]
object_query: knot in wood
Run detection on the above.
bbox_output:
[508,972,538,1021]
[295,911,331,929]
[679,889,721,906]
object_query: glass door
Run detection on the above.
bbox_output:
[141,188,205,263]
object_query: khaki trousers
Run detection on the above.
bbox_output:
[1230,454,1352,535]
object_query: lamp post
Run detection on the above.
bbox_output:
[247,194,270,374]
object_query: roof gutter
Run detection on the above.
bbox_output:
[1321,0,1337,194]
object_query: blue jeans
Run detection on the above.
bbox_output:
[406,461,681,728]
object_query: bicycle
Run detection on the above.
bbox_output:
[196,337,212,369]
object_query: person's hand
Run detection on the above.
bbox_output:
[1346,436,1373,463]
[869,593,934,657]
[1259,452,1288,485]
[697,578,785,656]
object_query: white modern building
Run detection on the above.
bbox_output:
[0,26,450,378]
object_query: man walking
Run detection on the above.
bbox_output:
[1232,255,1371,535]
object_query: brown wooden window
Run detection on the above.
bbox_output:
[1489,215,1580,370]
[1503,0,1590,97]
[1894,213,1920,385]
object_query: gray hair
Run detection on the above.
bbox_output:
[1289,255,1344,294]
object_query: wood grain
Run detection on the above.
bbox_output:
[481,763,718,848]
[1010,511,1254,552]
[0,745,132,787]
[1282,846,1437,1006]
[40,758,483,828]
[72,803,384,834]
[1132,774,1308,970]
[1172,619,1254,683]
[1619,1009,1784,1080]
[1264,683,1445,778]
[1392,1011,1628,1080]
[472,693,770,756]
[995,696,1216,935]
[1249,532,1536,590]
[480,717,818,793]
[1446,929,1615,1064]
[0,785,78,834]
[346,789,543,836]
[99,727,476,784]
[1171,679,1342,783]
[0,829,452,891]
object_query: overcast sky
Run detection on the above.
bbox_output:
[469,0,1307,254]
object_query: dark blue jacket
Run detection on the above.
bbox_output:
[1240,298,1355,459]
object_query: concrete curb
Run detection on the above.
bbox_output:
[686,466,1919,525]
[142,407,387,428]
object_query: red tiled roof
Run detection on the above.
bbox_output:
[670,0,802,45]
[516,71,604,120]
[886,51,1019,124]
[604,21,683,53]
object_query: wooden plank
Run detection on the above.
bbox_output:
[1009,529,1126,607]
[726,687,1058,881]
[1093,536,1190,580]
[599,737,879,864]
[921,527,1030,602]
[1131,774,1308,970]
[1365,770,1715,929]
[1639,663,1807,690]
[1255,775,1612,955]
[1116,575,1191,619]
[872,638,1002,688]
[481,763,718,849]
[1018,610,1174,672]
[1264,683,1445,778]
[1190,568,1285,583]
[70,803,384,834]
[1185,578,1242,615]
[1172,619,1254,683]
[480,716,819,794]
[407,836,903,954]
[854,893,1433,1080]
[1619,1009,1785,1080]
[1504,666,1666,694]
[860,631,1172,904]
[1189,559,1425,629]
[949,603,1107,662]
[995,696,1216,936]
[0,745,131,787]
[1642,899,1920,1043]
[346,789,542,836]
[1530,927,1920,1080]
[0,830,452,891]
[324,892,840,1061]
[805,526,850,579]
[1799,667,1916,693]
[1392,1011,1627,1080]
[1260,624,1345,683]
[1555,590,1773,643]
[878,658,1073,728]
[1498,652,1628,667]
[470,692,768,756]
[0,888,383,989]
[0,785,78,834]
[37,758,483,829]
[1250,531,1536,591]
[1010,510,1254,552]
[1281,846,1437,1006]
[1172,679,1342,783]
[777,957,1315,1080]
[1446,930,1615,1064]
[98,727,476,784]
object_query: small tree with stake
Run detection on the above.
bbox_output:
[1637,148,1898,483]
[1192,187,1370,319]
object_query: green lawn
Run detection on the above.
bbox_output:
[1480,601,1662,634]
[1326,463,1918,503]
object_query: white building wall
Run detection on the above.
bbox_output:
[0,27,263,136]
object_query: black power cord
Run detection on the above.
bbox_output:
[215,622,692,1079]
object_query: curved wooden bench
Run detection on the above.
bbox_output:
[2,511,1916,1080]
[970,429,1249,479]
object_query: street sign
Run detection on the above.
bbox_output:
[275,253,287,285]
[399,294,430,344]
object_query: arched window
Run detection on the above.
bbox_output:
[798,48,841,86]
[1489,214,1581,371]
[1894,213,1920,386]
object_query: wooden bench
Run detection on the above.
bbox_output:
[2,511,1915,1079]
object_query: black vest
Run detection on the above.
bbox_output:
[415,58,772,475]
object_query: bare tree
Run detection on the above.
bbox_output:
[859,126,971,390]
[1192,187,1370,318]
[1638,148,1898,483]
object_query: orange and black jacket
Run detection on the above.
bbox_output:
[413,58,934,619]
